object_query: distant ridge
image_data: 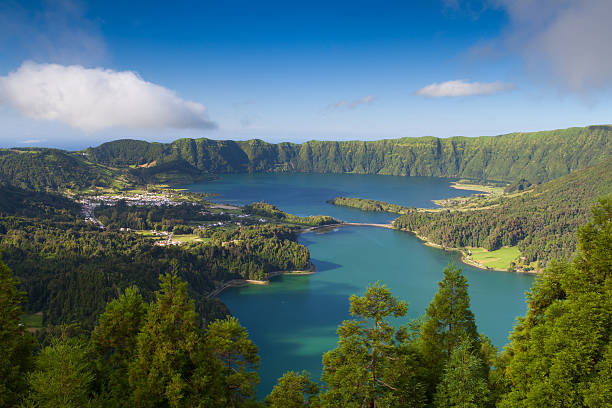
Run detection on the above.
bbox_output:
[85,125,612,183]
[1,125,611,191]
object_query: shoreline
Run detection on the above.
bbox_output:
[407,230,540,275]
[449,181,501,194]
[209,220,538,300]
[206,265,316,298]
[301,222,535,274]
[300,222,394,234]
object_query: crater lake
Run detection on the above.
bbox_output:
[182,173,535,396]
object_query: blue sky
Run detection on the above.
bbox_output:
[1,0,612,149]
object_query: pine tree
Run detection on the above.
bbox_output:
[265,370,320,408]
[129,271,224,407]
[0,260,34,407]
[206,316,260,407]
[91,286,148,406]
[434,337,489,408]
[320,282,427,407]
[419,265,480,388]
[26,334,94,408]
[500,198,612,407]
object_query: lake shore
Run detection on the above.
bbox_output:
[408,230,540,275]
[207,265,316,298]
[302,222,539,275]
[449,181,504,195]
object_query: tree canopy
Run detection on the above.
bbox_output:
[499,198,612,407]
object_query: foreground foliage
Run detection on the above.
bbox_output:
[320,282,428,407]
[265,371,320,408]
[433,337,489,408]
[419,265,481,393]
[499,198,612,407]
[0,261,34,407]
[1,198,610,407]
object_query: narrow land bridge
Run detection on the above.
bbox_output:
[341,222,394,229]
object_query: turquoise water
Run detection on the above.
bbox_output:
[183,173,483,223]
[183,173,535,397]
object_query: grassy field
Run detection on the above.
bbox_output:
[450,181,506,195]
[135,231,210,244]
[22,312,43,329]
[467,246,521,270]
[173,234,207,243]
[134,230,160,239]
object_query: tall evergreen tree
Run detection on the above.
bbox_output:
[0,259,34,407]
[434,337,489,408]
[321,282,427,408]
[205,316,260,407]
[419,265,480,400]
[265,370,320,408]
[91,286,148,406]
[129,271,223,407]
[26,335,94,408]
[500,198,612,407]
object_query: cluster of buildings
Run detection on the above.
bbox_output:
[78,199,104,228]
[76,192,191,226]
[78,192,187,208]
[76,193,272,236]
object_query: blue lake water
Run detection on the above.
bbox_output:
[185,173,483,223]
[183,173,535,397]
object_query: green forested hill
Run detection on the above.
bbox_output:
[243,201,338,226]
[393,157,612,268]
[0,148,123,191]
[0,208,310,328]
[1,125,610,191]
[0,184,79,219]
[86,125,612,183]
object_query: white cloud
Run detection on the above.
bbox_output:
[329,95,377,110]
[21,139,45,144]
[493,0,612,92]
[416,79,515,97]
[0,62,216,132]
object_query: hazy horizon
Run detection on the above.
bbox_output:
[4,122,611,151]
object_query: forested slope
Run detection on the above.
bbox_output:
[2,125,611,191]
[0,183,79,220]
[393,157,612,268]
[0,185,311,328]
[0,148,123,191]
[86,125,612,183]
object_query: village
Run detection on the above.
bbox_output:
[75,191,270,246]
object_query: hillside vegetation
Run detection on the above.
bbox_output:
[393,157,612,269]
[1,125,611,192]
[244,201,338,226]
[85,125,612,183]
[328,196,410,214]
[0,184,312,328]
[0,148,124,191]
